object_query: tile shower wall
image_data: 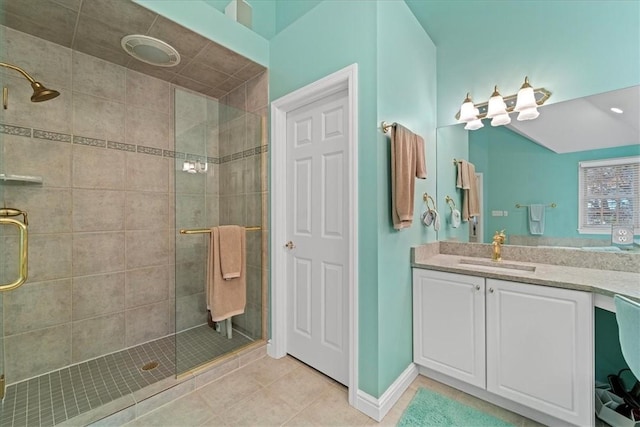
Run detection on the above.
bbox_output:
[218,73,268,339]
[0,25,268,385]
[0,26,174,385]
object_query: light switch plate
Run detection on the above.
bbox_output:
[611,226,634,246]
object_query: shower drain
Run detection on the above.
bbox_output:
[141,361,159,371]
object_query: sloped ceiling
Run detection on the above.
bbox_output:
[508,85,640,154]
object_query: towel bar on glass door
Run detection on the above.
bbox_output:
[0,208,29,292]
[180,226,261,234]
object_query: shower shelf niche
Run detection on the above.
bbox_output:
[0,173,43,184]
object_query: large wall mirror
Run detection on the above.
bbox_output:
[435,85,640,253]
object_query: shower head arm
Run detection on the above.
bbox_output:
[0,62,37,84]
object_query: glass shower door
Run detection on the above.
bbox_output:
[173,87,264,375]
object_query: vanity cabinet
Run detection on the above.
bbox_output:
[413,269,594,427]
[412,270,486,388]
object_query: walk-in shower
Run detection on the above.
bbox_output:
[0,1,268,424]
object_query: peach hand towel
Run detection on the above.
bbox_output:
[390,124,427,230]
[206,227,246,322]
[219,225,243,279]
[456,160,480,221]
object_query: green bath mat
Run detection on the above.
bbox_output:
[398,388,515,427]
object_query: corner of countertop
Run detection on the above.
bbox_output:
[412,242,440,264]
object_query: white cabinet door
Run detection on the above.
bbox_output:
[413,269,486,388]
[486,278,593,427]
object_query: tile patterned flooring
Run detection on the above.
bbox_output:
[122,355,553,427]
[0,325,252,427]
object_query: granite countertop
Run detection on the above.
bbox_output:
[412,249,640,303]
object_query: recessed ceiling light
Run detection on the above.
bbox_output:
[121,35,181,67]
[610,107,624,114]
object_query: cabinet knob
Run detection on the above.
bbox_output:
[489,288,494,293]
[476,285,481,291]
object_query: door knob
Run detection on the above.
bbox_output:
[284,241,296,249]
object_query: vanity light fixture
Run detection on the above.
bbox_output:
[465,119,484,131]
[457,93,484,130]
[514,76,540,121]
[486,86,511,126]
[455,77,551,129]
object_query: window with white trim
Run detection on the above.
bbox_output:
[578,156,640,234]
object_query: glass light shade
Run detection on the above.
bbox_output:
[486,92,507,118]
[515,86,537,111]
[464,119,484,130]
[516,107,540,121]
[459,100,478,122]
[491,113,511,127]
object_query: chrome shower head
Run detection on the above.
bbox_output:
[0,62,60,102]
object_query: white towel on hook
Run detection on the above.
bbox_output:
[421,209,433,226]
[433,209,441,231]
[451,209,461,228]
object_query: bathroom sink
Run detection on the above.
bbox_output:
[459,258,536,272]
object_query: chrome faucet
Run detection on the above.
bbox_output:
[492,229,506,262]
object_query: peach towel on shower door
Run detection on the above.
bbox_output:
[219,225,242,279]
[206,226,246,322]
[390,124,427,230]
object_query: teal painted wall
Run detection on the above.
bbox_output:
[375,0,437,394]
[275,0,323,35]
[134,0,269,66]
[435,126,469,242]
[406,0,640,127]
[201,0,277,40]
[270,0,436,397]
[469,126,640,243]
[270,0,381,396]
[198,0,323,40]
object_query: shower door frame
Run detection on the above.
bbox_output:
[269,63,359,408]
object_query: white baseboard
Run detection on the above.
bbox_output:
[355,363,419,422]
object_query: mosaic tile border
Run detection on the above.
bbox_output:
[0,123,31,137]
[0,122,268,165]
[73,135,106,148]
[33,129,72,143]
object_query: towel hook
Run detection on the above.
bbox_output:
[445,195,456,212]
[423,193,436,210]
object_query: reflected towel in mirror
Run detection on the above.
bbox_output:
[528,204,545,235]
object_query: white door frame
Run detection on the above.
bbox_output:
[269,63,358,405]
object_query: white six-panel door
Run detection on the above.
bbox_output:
[285,89,349,385]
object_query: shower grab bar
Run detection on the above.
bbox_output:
[0,208,29,292]
[180,226,261,234]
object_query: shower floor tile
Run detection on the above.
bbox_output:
[0,325,252,427]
